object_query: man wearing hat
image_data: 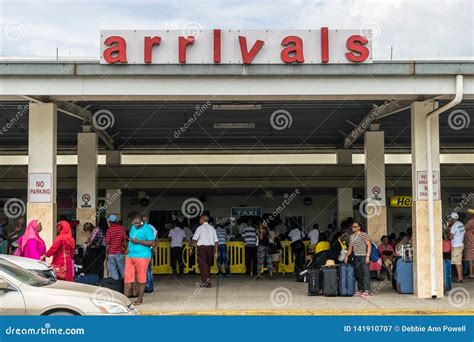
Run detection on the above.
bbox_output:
[449,212,465,283]
[464,209,474,279]
[105,214,127,280]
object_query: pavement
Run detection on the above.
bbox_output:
[137,274,474,315]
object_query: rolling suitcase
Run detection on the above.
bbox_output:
[307,268,321,296]
[395,259,413,294]
[443,259,452,293]
[338,263,355,296]
[100,277,124,294]
[75,274,100,286]
[322,267,338,296]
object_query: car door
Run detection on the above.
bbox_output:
[0,276,26,315]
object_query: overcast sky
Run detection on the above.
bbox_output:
[0,0,472,60]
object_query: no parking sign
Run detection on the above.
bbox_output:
[28,173,52,203]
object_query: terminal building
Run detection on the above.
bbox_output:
[0,29,473,299]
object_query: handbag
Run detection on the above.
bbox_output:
[53,249,68,280]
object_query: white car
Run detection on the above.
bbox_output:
[0,254,56,281]
[0,258,138,316]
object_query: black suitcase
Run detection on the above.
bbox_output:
[307,268,321,296]
[322,267,337,296]
[100,277,125,294]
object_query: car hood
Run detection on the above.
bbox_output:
[0,255,51,271]
[31,280,131,306]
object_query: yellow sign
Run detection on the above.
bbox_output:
[390,196,412,208]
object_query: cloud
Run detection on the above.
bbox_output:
[0,0,472,59]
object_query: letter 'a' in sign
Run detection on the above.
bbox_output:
[28,173,52,203]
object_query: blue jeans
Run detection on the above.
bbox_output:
[145,254,154,292]
[217,244,230,274]
[107,254,125,280]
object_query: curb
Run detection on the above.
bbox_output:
[139,309,474,316]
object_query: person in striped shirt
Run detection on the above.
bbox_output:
[105,215,127,280]
[344,221,372,297]
[215,224,230,276]
[243,221,258,276]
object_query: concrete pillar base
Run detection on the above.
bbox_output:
[366,206,387,242]
[76,208,97,245]
[412,200,444,298]
[27,202,57,249]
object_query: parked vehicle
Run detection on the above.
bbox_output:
[0,254,56,281]
[0,258,138,316]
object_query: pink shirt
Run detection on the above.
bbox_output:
[17,235,46,260]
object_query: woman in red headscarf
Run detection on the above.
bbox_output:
[41,220,75,281]
[14,220,46,260]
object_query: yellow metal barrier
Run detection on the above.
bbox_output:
[227,242,246,274]
[152,240,310,275]
[152,241,172,274]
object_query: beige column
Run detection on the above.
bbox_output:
[76,130,98,244]
[27,103,57,249]
[411,101,444,298]
[364,127,387,241]
[337,187,353,226]
[105,189,122,220]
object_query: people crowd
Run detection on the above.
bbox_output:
[1,206,473,303]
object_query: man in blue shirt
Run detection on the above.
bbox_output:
[124,215,156,305]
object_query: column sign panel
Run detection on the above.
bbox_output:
[28,173,52,203]
[416,171,440,200]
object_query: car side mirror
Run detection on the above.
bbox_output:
[0,279,10,291]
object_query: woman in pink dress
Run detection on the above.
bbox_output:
[14,220,46,260]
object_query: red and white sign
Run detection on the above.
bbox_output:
[417,171,440,201]
[100,28,372,65]
[28,173,52,203]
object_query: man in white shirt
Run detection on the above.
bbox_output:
[190,215,218,287]
[449,212,465,283]
[276,220,288,237]
[307,223,320,254]
[169,221,186,275]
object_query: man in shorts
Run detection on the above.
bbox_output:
[124,215,156,305]
[449,212,465,283]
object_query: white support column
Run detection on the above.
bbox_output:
[76,131,98,244]
[364,127,387,241]
[105,189,122,220]
[337,187,353,226]
[411,101,444,298]
[27,103,57,249]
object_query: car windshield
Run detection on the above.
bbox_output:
[0,258,53,287]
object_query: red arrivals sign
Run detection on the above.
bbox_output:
[100,28,372,65]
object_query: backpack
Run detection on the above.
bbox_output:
[370,243,380,262]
